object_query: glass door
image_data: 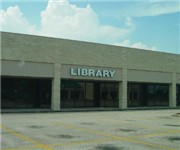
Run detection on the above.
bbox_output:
[94,82,100,107]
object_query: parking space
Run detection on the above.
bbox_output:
[1,109,180,150]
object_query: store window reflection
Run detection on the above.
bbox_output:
[100,83,118,107]
[177,85,180,106]
[1,77,51,109]
[61,80,118,108]
[128,83,169,107]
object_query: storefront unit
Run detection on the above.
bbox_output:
[60,65,121,108]
[61,80,119,108]
[1,32,180,111]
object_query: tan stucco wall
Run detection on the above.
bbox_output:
[1,60,54,77]
[59,39,180,73]
[127,69,172,83]
[1,32,61,63]
[1,32,180,110]
[1,32,180,74]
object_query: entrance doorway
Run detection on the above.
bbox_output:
[61,80,119,108]
[94,83,100,107]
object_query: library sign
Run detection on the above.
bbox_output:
[70,67,115,78]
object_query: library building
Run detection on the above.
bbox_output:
[1,32,180,111]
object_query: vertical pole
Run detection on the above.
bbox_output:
[119,68,127,109]
[169,72,176,107]
[51,63,61,111]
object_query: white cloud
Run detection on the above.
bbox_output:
[0,6,36,34]
[142,2,180,17]
[39,0,133,43]
[115,40,158,51]
[0,0,134,45]
[1,0,165,52]
[0,2,159,52]
[113,2,180,18]
[125,16,134,27]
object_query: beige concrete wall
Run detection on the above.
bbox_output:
[1,32,61,63]
[124,49,180,73]
[127,69,172,83]
[59,39,180,73]
[1,60,54,78]
[2,32,180,74]
[61,64,122,81]
[1,32,180,109]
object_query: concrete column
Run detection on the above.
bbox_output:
[169,72,176,107]
[51,63,61,111]
[119,68,127,109]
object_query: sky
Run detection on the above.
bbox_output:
[1,0,180,54]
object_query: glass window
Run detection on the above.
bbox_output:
[177,85,180,106]
[128,83,169,107]
[1,77,51,109]
[39,80,52,108]
[128,83,141,107]
[155,85,162,106]
[1,78,15,108]
[61,80,119,108]
[161,85,169,106]
[147,85,155,106]
[100,82,118,107]
[61,80,86,108]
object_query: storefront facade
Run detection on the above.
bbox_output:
[1,32,180,111]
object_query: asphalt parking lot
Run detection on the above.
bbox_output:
[1,109,180,150]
